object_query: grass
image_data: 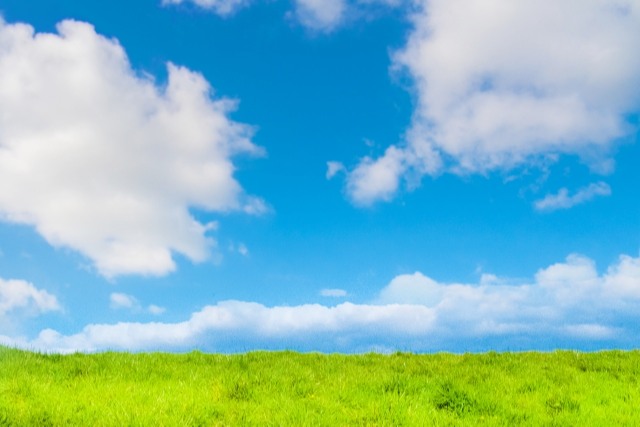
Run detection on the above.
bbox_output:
[1,346,639,425]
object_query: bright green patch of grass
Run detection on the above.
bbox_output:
[1,346,638,425]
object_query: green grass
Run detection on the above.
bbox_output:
[1,346,639,425]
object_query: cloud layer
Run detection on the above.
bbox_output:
[0,19,263,277]
[4,253,639,353]
[346,0,640,204]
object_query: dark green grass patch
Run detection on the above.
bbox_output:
[1,347,639,425]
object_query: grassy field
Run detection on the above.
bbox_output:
[1,346,639,426]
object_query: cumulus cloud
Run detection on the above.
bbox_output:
[377,254,640,339]
[0,278,61,316]
[604,255,640,299]
[4,253,640,353]
[161,0,250,16]
[534,182,611,211]
[346,0,640,204]
[0,19,264,277]
[346,146,407,205]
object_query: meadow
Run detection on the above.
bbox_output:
[1,346,639,426]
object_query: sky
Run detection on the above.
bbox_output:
[0,0,638,353]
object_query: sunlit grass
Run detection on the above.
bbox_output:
[1,346,638,425]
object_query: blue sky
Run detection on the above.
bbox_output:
[0,0,639,353]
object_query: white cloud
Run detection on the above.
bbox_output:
[320,288,348,297]
[346,0,640,204]
[534,182,611,211]
[346,146,407,206]
[5,253,640,352]
[110,292,166,315]
[228,242,249,256]
[162,0,401,28]
[0,19,264,277]
[242,196,270,216]
[109,293,138,310]
[604,255,640,299]
[289,0,403,31]
[326,161,346,180]
[237,243,249,256]
[378,254,640,335]
[378,272,443,306]
[14,301,436,353]
[293,0,347,30]
[563,323,617,339]
[148,305,167,315]
[0,278,61,316]
[535,254,601,299]
[161,0,249,15]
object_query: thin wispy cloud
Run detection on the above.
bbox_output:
[228,242,250,256]
[535,182,612,212]
[237,243,249,257]
[148,305,167,315]
[292,0,347,30]
[110,293,166,315]
[326,161,346,180]
[161,0,250,16]
[293,0,404,30]
[109,293,138,310]
[320,288,348,297]
[165,0,403,30]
